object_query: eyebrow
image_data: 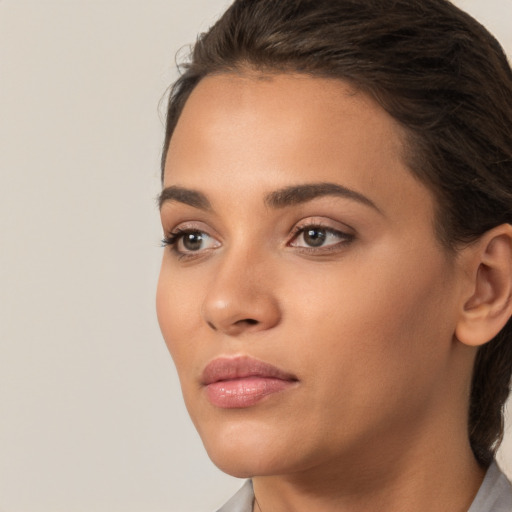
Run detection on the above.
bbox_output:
[158,182,380,213]
[264,182,380,212]
[158,186,211,211]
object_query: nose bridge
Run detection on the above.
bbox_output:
[201,242,281,335]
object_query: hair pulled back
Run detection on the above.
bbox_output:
[162,0,512,467]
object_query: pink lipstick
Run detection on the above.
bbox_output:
[201,356,298,409]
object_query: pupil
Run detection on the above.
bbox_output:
[304,228,326,247]
[183,232,203,251]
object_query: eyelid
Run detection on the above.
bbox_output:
[290,217,355,237]
[163,220,219,239]
[161,221,222,259]
[287,217,355,250]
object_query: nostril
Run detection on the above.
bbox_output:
[237,318,258,326]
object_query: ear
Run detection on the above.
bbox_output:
[456,224,512,347]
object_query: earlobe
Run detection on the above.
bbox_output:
[455,224,512,347]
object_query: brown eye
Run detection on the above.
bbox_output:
[162,228,221,256]
[289,224,354,250]
[181,231,205,251]
[303,228,327,247]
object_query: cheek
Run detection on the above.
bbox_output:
[156,260,201,368]
[284,245,455,394]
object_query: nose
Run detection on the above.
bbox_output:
[201,250,281,336]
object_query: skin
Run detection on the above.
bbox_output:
[157,73,488,511]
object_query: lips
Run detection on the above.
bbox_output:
[201,356,298,409]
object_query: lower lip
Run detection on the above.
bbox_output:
[205,377,296,409]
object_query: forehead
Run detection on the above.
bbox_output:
[164,72,434,226]
[168,73,405,161]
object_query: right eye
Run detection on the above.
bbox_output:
[162,229,221,257]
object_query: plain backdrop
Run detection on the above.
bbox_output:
[1,1,511,511]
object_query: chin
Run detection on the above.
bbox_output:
[207,452,260,479]
[205,443,290,478]
[197,419,302,478]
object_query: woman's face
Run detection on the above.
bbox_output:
[157,74,466,478]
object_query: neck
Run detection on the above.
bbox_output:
[252,419,485,512]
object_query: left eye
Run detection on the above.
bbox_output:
[290,226,351,248]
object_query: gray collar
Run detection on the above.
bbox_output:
[468,461,512,512]
[216,480,253,512]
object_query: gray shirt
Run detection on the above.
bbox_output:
[217,462,512,512]
[468,462,512,512]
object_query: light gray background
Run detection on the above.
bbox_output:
[0,1,511,511]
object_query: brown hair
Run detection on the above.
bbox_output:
[161,0,512,466]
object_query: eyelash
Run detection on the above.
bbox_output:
[161,228,214,260]
[161,228,189,248]
[161,223,354,259]
[288,223,354,253]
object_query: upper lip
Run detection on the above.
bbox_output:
[201,356,298,385]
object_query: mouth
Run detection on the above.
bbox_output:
[201,356,299,409]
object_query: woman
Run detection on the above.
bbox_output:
[156,0,512,510]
